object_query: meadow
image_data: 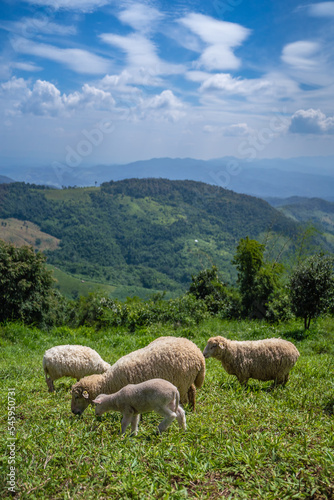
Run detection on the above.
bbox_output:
[1,317,334,499]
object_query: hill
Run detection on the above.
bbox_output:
[2,156,334,200]
[0,217,60,251]
[0,179,330,298]
[269,197,334,248]
[0,174,14,184]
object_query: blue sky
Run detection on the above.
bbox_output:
[0,0,334,168]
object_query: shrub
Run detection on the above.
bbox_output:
[0,241,60,327]
[289,253,334,329]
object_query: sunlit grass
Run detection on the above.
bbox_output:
[1,318,334,499]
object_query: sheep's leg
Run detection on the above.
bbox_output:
[237,376,248,386]
[121,413,133,434]
[275,374,289,386]
[46,376,55,392]
[130,415,140,435]
[176,406,187,431]
[156,407,177,434]
[187,384,196,411]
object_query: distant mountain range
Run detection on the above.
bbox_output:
[1,156,333,201]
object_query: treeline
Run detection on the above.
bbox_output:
[0,238,333,333]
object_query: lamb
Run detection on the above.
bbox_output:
[71,336,205,415]
[43,345,111,392]
[203,336,299,386]
[92,378,187,435]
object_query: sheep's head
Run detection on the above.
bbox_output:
[71,384,92,415]
[92,394,109,416]
[203,336,227,360]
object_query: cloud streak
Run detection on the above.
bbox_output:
[11,37,111,74]
[24,0,112,13]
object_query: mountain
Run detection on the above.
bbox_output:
[1,178,324,298]
[267,197,334,248]
[1,156,333,200]
[0,175,14,184]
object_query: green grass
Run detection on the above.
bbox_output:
[1,318,334,499]
[48,265,117,299]
[48,264,180,300]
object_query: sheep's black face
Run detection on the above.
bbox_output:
[72,408,83,416]
[71,390,90,415]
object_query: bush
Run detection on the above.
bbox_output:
[68,292,209,331]
[289,253,334,329]
[0,241,61,327]
[265,287,294,324]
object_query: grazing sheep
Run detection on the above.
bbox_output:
[43,345,111,392]
[203,336,299,386]
[92,378,187,435]
[71,336,205,415]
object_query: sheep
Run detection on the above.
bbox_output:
[92,378,187,435]
[71,336,205,415]
[43,345,111,392]
[203,336,300,386]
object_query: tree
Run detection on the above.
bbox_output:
[0,241,57,325]
[232,237,283,318]
[188,266,229,314]
[289,253,334,329]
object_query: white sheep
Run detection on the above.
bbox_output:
[43,345,111,392]
[203,336,300,386]
[92,378,187,435]
[71,336,205,415]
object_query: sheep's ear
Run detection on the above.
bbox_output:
[82,390,89,399]
[92,397,102,405]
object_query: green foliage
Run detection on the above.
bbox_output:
[265,287,294,324]
[0,240,62,327]
[289,253,334,329]
[233,237,283,318]
[68,292,209,331]
[0,180,303,295]
[1,318,334,499]
[189,266,241,318]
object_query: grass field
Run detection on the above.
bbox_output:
[1,318,334,499]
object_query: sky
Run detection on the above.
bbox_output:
[0,0,334,169]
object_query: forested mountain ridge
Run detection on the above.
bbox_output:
[0,179,330,297]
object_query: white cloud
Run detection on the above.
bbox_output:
[101,69,163,91]
[1,77,115,116]
[101,32,160,68]
[138,90,185,122]
[179,13,250,71]
[200,73,271,95]
[289,108,334,134]
[12,61,42,72]
[11,37,111,74]
[199,72,299,101]
[118,3,164,33]
[281,41,321,70]
[21,80,64,116]
[24,0,111,13]
[100,32,183,77]
[1,77,30,94]
[64,84,115,110]
[308,2,334,17]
